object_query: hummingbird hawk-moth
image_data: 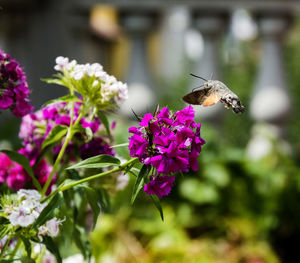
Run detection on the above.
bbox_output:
[182,74,245,114]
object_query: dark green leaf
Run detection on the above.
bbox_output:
[66,154,120,170]
[20,257,35,263]
[83,187,100,229]
[41,125,68,150]
[34,192,63,228]
[0,150,41,191]
[97,111,112,143]
[43,94,80,107]
[131,164,150,205]
[97,188,110,212]
[73,225,91,259]
[150,195,164,221]
[20,236,32,258]
[42,236,62,263]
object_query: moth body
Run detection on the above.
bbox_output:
[183,78,245,114]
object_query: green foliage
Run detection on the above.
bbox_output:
[131,164,151,205]
[97,111,112,143]
[34,193,63,228]
[42,94,81,107]
[66,154,121,170]
[41,125,68,150]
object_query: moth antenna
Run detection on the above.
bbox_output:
[210,72,214,80]
[131,108,142,122]
[192,84,204,92]
[190,73,208,82]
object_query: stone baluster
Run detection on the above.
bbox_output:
[189,12,228,122]
[250,14,291,127]
[159,6,190,83]
[247,14,292,159]
[119,12,156,116]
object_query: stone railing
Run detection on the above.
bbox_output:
[0,0,299,143]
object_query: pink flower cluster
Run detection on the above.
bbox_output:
[128,106,205,198]
[0,153,54,192]
[0,48,33,117]
[19,101,114,163]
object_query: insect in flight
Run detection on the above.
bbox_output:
[182,74,245,114]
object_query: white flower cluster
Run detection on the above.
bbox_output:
[5,190,62,238]
[54,56,128,105]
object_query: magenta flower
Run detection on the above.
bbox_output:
[0,153,13,183]
[0,153,55,193]
[0,48,33,117]
[18,101,114,164]
[128,106,205,175]
[128,106,205,198]
[144,175,175,198]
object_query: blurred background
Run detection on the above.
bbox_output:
[1,0,300,262]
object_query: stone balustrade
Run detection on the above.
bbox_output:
[0,0,298,140]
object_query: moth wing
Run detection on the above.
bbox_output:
[182,88,211,105]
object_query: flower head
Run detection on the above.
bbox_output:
[128,106,205,198]
[52,56,128,109]
[129,106,205,175]
[0,48,33,117]
[144,175,175,198]
[2,189,62,239]
[0,153,55,192]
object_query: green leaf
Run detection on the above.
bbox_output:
[96,188,110,212]
[83,187,100,229]
[131,164,150,205]
[20,236,32,258]
[0,150,41,191]
[73,225,91,259]
[42,236,62,263]
[66,154,120,170]
[34,192,63,228]
[41,78,65,86]
[41,125,68,150]
[84,127,93,142]
[72,125,93,143]
[97,111,112,143]
[21,257,35,263]
[150,195,164,221]
[43,94,80,107]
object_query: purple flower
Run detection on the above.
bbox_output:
[18,101,114,165]
[0,48,33,117]
[6,163,27,190]
[128,106,205,176]
[0,152,55,193]
[79,137,114,160]
[144,175,175,198]
[0,153,12,183]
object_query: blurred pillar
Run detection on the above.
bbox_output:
[159,6,190,83]
[189,12,229,122]
[119,12,156,116]
[247,14,292,159]
[250,14,292,130]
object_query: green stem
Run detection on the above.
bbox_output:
[9,238,21,259]
[0,235,11,260]
[58,157,139,192]
[41,111,84,196]
[36,246,46,263]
